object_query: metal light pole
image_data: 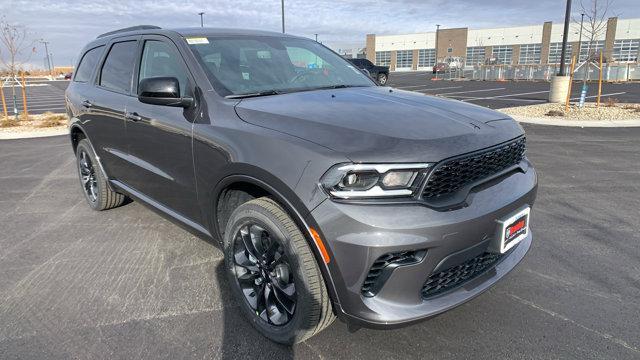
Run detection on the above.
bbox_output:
[435,24,441,63]
[281,0,285,33]
[40,40,52,76]
[558,0,572,76]
[577,13,585,62]
[198,12,205,27]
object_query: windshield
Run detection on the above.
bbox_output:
[187,36,375,97]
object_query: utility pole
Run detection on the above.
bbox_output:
[281,0,285,33]
[40,40,51,76]
[577,13,585,62]
[198,12,205,27]
[558,0,572,76]
[435,24,441,63]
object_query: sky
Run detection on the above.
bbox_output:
[0,0,638,69]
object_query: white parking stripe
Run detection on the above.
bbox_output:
[461,90,550,101]
[397,85,463,90]
[569,92,626,101]
[408,86,464,91]
[436,87,506,95]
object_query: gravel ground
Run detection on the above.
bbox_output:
[0,113,67,138]
[501,102,640,121]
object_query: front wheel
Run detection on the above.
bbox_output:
[223,197,335,344]
[377,72,388,85]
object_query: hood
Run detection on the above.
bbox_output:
[234,86,524,162]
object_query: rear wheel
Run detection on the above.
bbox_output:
[75,139,126,210]
[377,72,388,85]
[223,197,334,344]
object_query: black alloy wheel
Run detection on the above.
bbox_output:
[233,222,297,326]
[75,138,126,210]
[78,149,98,203]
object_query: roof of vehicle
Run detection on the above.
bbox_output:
[95,25,301,41]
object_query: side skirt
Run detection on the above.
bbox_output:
[110,179,213,240]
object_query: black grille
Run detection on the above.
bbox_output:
[362,250,425,297]
[422,137,526,201]
[421,252,502,299]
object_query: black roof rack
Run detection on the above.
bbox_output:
[97,25,162,39]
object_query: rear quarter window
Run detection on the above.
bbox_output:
[74,46,104,83]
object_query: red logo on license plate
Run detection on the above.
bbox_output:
[506,217,526,239]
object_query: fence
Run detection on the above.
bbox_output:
[435,63,640,82]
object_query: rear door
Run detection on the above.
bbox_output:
[90,36,140,180]
[122,35,201,223]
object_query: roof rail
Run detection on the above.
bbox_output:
[97,25,162,39]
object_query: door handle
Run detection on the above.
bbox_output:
[125,112,142,122]
[81,100,93,108]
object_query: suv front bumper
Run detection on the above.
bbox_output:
[309,163,537,328]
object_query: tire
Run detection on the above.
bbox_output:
[377,72,388,85]
[75,139,126,211]
[223,197,335,344]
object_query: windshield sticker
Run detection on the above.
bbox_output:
[186,37,209,45]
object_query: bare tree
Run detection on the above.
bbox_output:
[577,0,612,66]
[0,17,34,79]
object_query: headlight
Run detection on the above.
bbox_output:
[320,163,431,199]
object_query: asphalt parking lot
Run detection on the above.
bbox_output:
[1,125,639,359]
[2,76,638,118]
[1,80,67,115]
[387,71,640,108]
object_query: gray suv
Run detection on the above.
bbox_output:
[66,26,537,344]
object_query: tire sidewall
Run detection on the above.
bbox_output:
[223,201,314,344]
[76,140,102,210]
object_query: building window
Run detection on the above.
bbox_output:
[578,40,605,62]
[396,50,413,68]
[492,45,513,65]
[418,49,436,68]
[548,42,572,64]
[518,44,541,64]
[465,46,485,66]
[375,51,391,66]
[612,39,639,63]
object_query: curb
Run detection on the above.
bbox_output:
[0,128,68,140]
[511,115,640,128]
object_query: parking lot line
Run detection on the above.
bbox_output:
[396,85,463,90]
[461,90,550,101]
[569,92,626,101]
[435,87,506,96]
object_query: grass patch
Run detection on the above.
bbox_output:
[35,112,68,128]
[0,118,20,128]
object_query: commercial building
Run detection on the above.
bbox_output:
[365,17,640,71]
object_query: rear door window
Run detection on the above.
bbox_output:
[99,41,138,93]
[74,46,104,83]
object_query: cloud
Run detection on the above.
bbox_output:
[1,0,637,67]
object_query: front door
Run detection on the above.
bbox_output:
[122,35,201,223]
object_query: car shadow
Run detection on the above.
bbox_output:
[214,261,296,359]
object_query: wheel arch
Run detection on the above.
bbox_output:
[209,168,339,309]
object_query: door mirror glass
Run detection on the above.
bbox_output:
[138,77,192,107]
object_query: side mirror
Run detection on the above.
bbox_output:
[138,77,193,108]
[361,68,371,77]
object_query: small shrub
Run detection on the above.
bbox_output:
[35,112,68,127]
[545,110,565,117]
[0,118,20,128]
[36,118,66,128]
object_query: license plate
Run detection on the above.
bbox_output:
[498,207,530,254]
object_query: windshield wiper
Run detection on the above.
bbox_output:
[225,90,281,99]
